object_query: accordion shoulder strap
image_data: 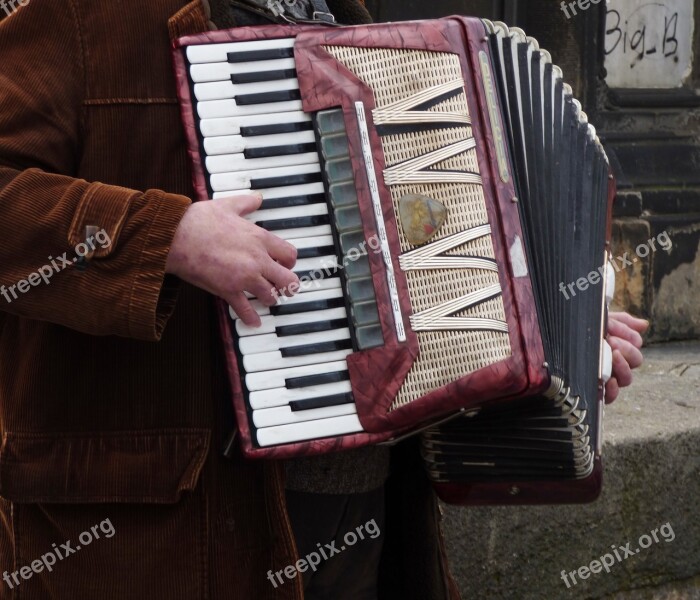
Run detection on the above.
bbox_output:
[226,0,336,24]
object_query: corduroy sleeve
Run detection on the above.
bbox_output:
[0,0,191,341]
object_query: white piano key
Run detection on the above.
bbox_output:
[256,414,363,446]
[246,360,349,392]
[210,163,320,192]
[273,225,332,241]
[239,327,351,355]
[247,202,328,224]
[244,348,352,373]
[199,111,311,138]
[256,286,344,308]
[204,136,247,156]
[253,403,356,428]
[260,182,325,199]
[212,182,325,200]
[190,57,297,83]
[206,152,319,175]
[203,130,316,156]
[294,255,340,273]
[288,235,335,249]
[298,277,339,292]
[249,381,352,410]
[197,98,303,119]
[186,38,296,64]
[232,287,344,319]
[278,284,344,306]
[236,307,348,337]
[194,78,299,102]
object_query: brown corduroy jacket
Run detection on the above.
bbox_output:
[0,1,461,598]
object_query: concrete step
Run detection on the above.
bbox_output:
[443,341,700,600]
[604,575,700,599]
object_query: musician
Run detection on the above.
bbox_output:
[0,0,646,598]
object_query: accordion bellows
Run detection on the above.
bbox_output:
[173,16,614,504]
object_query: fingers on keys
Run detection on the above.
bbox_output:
[219,192,263,215]
[265,231,298,271]
[229,292,262,328]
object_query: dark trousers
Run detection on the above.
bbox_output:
[285,487,386,600]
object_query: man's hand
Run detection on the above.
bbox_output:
[166,194,299,327]
[605,311,649,403]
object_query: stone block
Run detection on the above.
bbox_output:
[443,342,700,599]
[610,218,652,317]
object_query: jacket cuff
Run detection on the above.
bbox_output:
[127,191,192,341]
[67,181,134,257]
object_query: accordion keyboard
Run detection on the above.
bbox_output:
[187,38,382,447]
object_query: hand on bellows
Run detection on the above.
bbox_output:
[605,311,649,403]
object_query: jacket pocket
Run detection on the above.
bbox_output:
[0,429,210,504]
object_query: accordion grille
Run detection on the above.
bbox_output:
[324,46,512,409]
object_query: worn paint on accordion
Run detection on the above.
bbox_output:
[397,193,447,246]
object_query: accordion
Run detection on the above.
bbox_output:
[173,16,615,504]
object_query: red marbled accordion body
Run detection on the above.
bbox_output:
[172,16,612,504]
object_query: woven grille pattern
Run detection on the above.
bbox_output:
[381,125,481,173]
[325,46,512,408]
[323,46,465,108]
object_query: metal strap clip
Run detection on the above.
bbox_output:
[311,10,335,23]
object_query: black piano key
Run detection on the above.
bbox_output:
[261,194,326,210]
[290,392,355,411]
[227,47,294,63]
[250,172,322,189]
[296,245,336,259]
[256,214,330,231]
[285,370,349,389]
[271,297,346,316]
[241,121,313,137]
[281,339,353,358]
[275,318,348,337]
[294,268,340,281]
[244,142,318,160]
[235,89,301,106]
[231,68,297,84]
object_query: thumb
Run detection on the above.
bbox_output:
[219,193,263,216]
